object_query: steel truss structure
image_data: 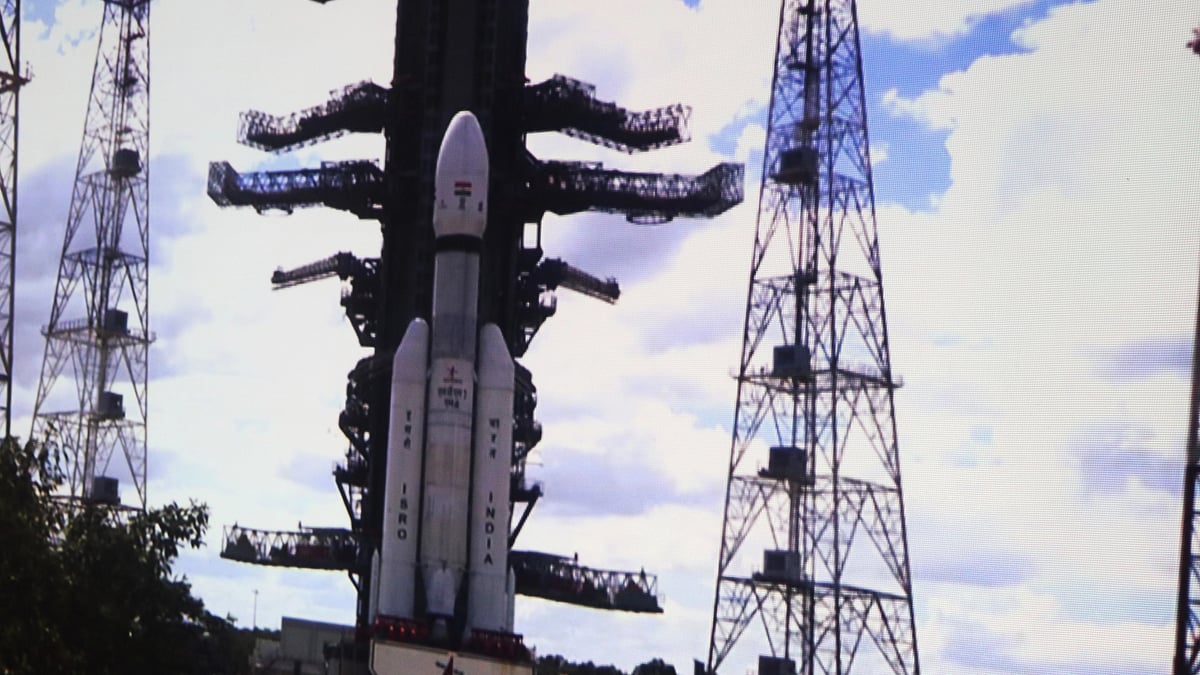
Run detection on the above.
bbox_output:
[0,0,27,435]
[237,74,690,157]
[1175,281,1200,674]
[207,159,385,218]
[706,1,919,673]
[239,80,387,153]
[220,525,663,614]
[1174,33,1200,674]
[32,0,153,509]
[532,160,743,223]
[523,74,691,153]
[208,158,741,226]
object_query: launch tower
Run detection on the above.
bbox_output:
[210,0,743,662]
[0,0,27,435]
[704,1,920,673]
[31,0,153,509]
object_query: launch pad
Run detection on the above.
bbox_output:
[371,640,532,675]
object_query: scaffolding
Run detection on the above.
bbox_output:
[531,159,744,224]
[207,159,385,218]
[240,81,387,154]
[524,74,691,153]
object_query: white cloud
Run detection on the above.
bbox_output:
[858,0,1038,43]
[874,1,1200,672]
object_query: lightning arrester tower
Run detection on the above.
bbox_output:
[1173,273,1200,674]
[32,0,152,509]
[705,1,920,673]
[0,0,29,435]
[1173,31,1200,675]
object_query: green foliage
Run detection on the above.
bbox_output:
[534,654,626,675]
[0,436,246,675]
[535,654,678,675]
[632,659,678,675]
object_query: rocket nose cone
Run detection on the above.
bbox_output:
[439,112,487,165]
[433,111,490,240]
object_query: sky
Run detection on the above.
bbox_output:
[10,0,1200,673]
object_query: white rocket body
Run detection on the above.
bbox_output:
[467,323,515,631]
[376,111,516,637]
[377,318,429,620]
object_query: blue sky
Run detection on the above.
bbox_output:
[11,1,1200,673]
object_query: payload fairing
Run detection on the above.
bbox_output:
[373,111,518,647]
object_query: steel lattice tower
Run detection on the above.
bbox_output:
[1173,29,1200,675]
[1174,276,1200,674]
[705,1,919,673]
[31,0,152,509]
[0,0,27,436]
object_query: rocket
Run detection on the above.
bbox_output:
[375,111,515,639]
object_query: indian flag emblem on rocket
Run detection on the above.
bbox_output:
[454,181,472,197]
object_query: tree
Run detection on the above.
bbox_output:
[0,437,246,675]
[534,654,679,675]
[632,659,678,675]
[0,436,78,673]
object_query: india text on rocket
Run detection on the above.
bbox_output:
[375,111,516,641]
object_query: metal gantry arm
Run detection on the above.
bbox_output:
[535,258,620,304]
[207,159,385,219]
[528,157,744,224]
[271,252,380,347]
[239,81,387,154]
[231,72,688,160]
[509,551,663,614]
[511,252,621,355]
[222,524,359,570]
[220,526,664,615]
[272,251,368,289]
[524,74,691,153]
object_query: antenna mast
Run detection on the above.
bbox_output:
[32,0,153,509]
[705,1,920,672]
